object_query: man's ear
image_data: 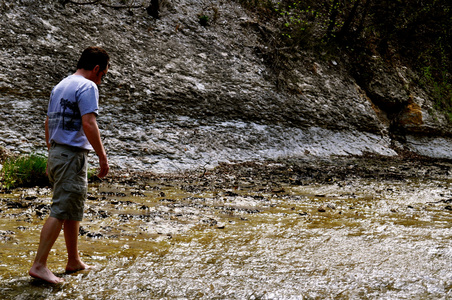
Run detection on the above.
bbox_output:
[93,65,100,73]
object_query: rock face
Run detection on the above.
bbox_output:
[0,0,451,172]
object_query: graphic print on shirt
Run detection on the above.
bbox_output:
[60,98,82,131]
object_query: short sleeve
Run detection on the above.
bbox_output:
[77,83,99,116]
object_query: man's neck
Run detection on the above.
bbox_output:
[73,68,98,84]
[74,69,92,79]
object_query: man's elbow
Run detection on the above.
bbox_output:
[82,114,98,129]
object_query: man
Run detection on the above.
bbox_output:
[29,46,110,284]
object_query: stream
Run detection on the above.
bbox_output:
[1,2,451,298]
[1,158,452,299]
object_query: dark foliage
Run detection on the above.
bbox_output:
[238,0,451,117]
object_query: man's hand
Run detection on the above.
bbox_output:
[82,113,109,179]
[98,155,109,178]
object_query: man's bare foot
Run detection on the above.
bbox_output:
[65,261,96,274]
[29,265,64,284]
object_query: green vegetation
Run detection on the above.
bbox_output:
[56,0,451,116]
[275,2,322,42]
[0,153,48,190]
[88,167,98,181]
[421,65,452,121]
[237,0,451,119]
[0,150,99,189]
[198,14,209,26]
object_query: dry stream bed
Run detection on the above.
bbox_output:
[1,156,452,299]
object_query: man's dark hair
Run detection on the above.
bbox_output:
[76,46,110,71]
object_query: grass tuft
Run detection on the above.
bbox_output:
[1,153,49,190]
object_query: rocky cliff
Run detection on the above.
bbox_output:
[1,0,451,172]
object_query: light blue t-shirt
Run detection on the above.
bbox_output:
[47,75,99,150]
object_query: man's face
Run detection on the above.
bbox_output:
[94,66,108,85]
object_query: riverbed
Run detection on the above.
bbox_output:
[1,156,452,299]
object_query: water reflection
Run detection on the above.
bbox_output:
[1,177,452,299]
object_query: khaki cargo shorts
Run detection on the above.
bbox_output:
[48,143,89,221]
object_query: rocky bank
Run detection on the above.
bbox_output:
[1,0,451,172]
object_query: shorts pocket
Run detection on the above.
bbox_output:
[62,182,87,195]
[76,152,87,176]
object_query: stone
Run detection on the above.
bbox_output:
[0,0,450,173]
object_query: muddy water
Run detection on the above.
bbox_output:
[1,167,452,299]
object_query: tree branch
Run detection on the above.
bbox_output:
[65,0,144,9]
[66,0,102,5]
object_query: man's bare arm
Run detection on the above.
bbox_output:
[45,116,50,150]
[82,113,109,178]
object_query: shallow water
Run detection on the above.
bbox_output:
[1,176,452,299]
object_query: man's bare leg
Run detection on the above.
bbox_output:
[29,217,65,284]
[63,219,94,273]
